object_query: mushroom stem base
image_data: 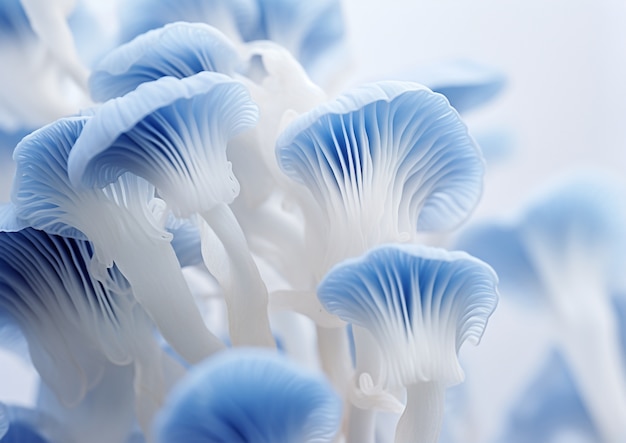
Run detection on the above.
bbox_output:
[395,381,446,443]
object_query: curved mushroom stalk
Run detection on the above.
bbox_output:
[318,244,499,443]
[231,40,327,200]
[346,328,403,443]
[200,202,274,346]
[11,116,224,365]
[84,21,326,287]
[395,382,446,443]
[153,348,343,443]
[226,42,327,286]
[115,0,346,85]
[67,72,275,348]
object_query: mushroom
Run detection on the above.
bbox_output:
[273,80,485,405]
[276,80,485,286]
[116,0,346,83]
[67,72,274,348]
[153,348,342,443]
[77,21,327,282]
[11,116,225,364]
[317,244,498,443]
[456,174,626,442]
[89,22,241,102]
[0,203,189,432]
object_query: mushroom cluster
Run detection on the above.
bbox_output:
[0,2,506,443]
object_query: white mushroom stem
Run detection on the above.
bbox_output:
[347,326,404,443]
[129,306,185,437]
[316,326,353,397]
[201,202,275,348]
[347,406,376,443]
[107,231,225,364]
[395,382,446,443]
[528,241,626,442]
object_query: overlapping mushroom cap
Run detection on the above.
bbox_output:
[118,0,345,80]
[11,116,164,246]
[11,114,225,365]
[66,70,277,348]
[89,22,241,102]
[68,71,258,218]
[153,349,342,443]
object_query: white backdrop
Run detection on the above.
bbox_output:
[341,0,626,220]
[1,1,625,441]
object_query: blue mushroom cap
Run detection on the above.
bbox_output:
[276,81,484,236]
[154,348,342,443]
[318,244,498,387]
[89,22,241,102]
[69,72,259,217]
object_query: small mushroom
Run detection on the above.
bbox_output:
[318,244,498,443]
